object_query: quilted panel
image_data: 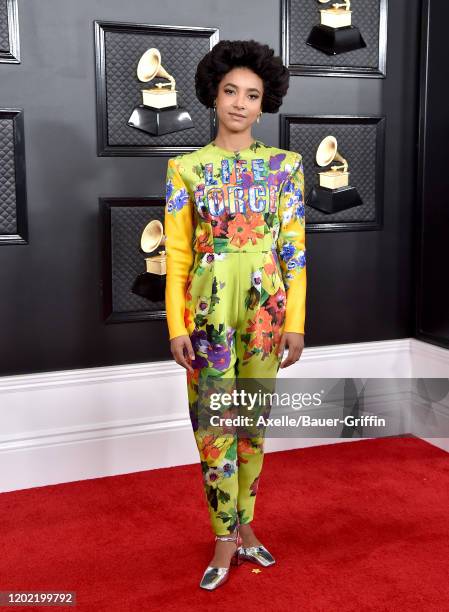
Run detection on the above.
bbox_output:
[0,117,18,234]
[110,204,165,313]
[287,0,381,68]
[0,0,10,53]
[288,119,381,224]
[103,28,214,147]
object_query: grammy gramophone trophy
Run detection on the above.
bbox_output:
[132,219,166,301]
[306,135,363,213]
[128,48,194,136]
[306,0,366,55]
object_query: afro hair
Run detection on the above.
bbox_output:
[195,39,290,114]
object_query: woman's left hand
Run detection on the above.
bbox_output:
[277,332,304,368]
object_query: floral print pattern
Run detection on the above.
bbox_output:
[164,139,306,534]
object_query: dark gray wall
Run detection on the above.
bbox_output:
[415,0,449,350]
[0,0,422,376]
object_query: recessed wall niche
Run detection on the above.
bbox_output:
[281,0,388,77]
[94,20,219,157]
[100,197,167,323]
[0,109,28,245]
[0,0,20,64]
[280,114,385,232]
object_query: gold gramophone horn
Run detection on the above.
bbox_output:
[140,219,166,254]
[316,135,348,173]
[140,220,166,276]
[136,48,176,90]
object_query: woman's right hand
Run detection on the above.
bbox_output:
[170,334,196,373]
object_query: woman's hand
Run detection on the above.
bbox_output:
[277,332,304,368]
[170,334,196,373]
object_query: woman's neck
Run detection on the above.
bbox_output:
[213,131,255,152]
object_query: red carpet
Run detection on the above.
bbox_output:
[1,436,449,611]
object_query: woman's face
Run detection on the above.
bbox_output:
[215,66,264,133]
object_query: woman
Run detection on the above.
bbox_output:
[164,39,306,590]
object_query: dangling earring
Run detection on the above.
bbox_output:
[257,110,262,124]
[213,100,217,129]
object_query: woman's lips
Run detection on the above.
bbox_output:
[229,113,245,120]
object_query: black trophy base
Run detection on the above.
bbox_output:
[132,272,166,302]
[306,185,363,214]
[128,105,194,136]
[306,24,367,55]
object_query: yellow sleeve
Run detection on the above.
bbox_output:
[164,157,194,340]
[277,153,307,334]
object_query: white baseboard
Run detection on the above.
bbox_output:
[1,338,448,493]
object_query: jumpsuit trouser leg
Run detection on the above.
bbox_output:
[185,248,286,536]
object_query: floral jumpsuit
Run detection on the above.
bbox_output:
[164,139,306,535]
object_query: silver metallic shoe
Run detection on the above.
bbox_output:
[238,541,276,567]
[199,528,243,590]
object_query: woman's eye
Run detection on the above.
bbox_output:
[224,89,259,100]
